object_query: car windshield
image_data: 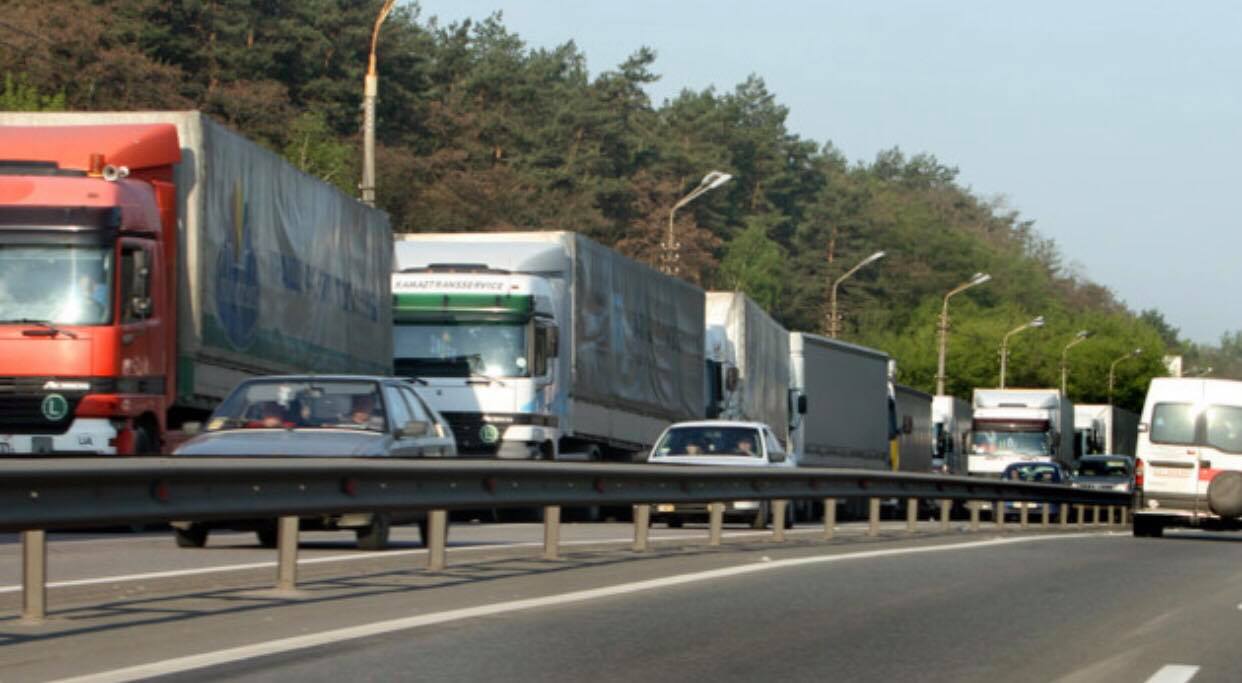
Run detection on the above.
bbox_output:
[1076,459,1131,478]
[394,322,529,378]
[654,426,763,458]
[1005,464,1060,483]
[0,245,114,325]
[206,380,387,433]
[971,430,1050,456]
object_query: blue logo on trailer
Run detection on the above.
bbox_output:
[214,179,259,350]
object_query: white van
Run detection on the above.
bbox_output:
[1132,377,1242,537]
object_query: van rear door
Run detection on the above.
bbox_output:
[1142,400,1201,510]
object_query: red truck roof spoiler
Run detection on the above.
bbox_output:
[0,123,181,172]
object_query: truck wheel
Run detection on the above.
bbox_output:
[133,425,158,455]
[256,526,278,548]
[174,524,209,548]
[357,513,391,551]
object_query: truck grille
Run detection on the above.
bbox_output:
[440,412,502,456]
[0,377,89,435]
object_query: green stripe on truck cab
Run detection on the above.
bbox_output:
[393,292,534,322]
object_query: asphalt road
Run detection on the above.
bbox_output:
[2,523,1240,682]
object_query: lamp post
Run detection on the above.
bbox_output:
[1060,329,1091,396]
[360,0,398,207]
[827,250,885,338]
[999,316,1045,389]
[1108,348,1143,404]
[935,272,991,395]
[660,170,732,275]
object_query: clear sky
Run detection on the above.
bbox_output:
[413,1,1241,344]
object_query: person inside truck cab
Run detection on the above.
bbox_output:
[58,274,109,324]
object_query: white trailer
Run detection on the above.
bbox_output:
[392,232,704,461]
[788,333,892,470]
[1073,404,1139,457]
[932,395,972,474]
[968,388,1075,476]
[704,292,793,441]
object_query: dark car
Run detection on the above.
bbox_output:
[1001,461,1071,519]
[1073,455,1134,493]
[172,375,456,550]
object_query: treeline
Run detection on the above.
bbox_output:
[2,0,1235,411]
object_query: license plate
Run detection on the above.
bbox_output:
[656,504,676,513]
[1153,467,1191,478]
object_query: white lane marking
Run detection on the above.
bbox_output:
[0,528,809,594]
[1144,664,1200,683]
[51,532,1107,683]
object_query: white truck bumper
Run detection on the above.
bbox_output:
[0,418,118,455]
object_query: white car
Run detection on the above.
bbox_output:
[647,420,793,529]
[1133,377,1242,537]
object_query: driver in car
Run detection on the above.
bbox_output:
[347,394,386,430]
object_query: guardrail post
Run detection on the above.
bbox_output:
[771,500,788,542]
[939,499,951,531]
[1075,504,1085,529]
[276,515,299,592]
[1041,503,1050,528]
[633,504,650,552]
[708,503,724,546]
[1121,506,1129,526]
[427,509,448,571]
[969,501,980,531]
[867,497,880,537]
[823,498,836,540]
[543,506,561,560]
[21,530,46,622]
[995,501,1006,530]
[1092,505,1101,527]
[1059,503,1069,528]
[906,498,918,533]
[1019,503,1029,529]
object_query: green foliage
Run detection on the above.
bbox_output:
[0,73,65,111]
[2,1,1230,409]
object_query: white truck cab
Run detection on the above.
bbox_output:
[1133,377,1242,537]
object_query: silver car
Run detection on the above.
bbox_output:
[172,375,456,550]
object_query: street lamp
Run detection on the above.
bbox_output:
[999,316,1045,389]
[827,250,886,338]
[935,272,991,395]
[1108,348,1143,404]
[1060,329,1091,395]
[360,0,398,207]
[660,170,732,275]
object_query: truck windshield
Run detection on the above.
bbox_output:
[654,426,763,458]
[970,430,1050,456]
[206,380,387,433]
[0,245,113,325]
[394,323,529,378]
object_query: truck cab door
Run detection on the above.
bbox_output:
[117,241,161,395]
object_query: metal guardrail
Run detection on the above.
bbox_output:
[2,458,1132,622]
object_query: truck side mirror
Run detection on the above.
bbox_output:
[724,366,740,391]
[1138,423,1149,433]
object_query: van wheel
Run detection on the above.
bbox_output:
[357,513,392,551]
[174,524,209,548]
[1133,516,1164,538]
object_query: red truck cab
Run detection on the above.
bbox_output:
[0,124,180,454]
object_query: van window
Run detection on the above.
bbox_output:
[1205,405,1242,454]
[1151,403,1196,445]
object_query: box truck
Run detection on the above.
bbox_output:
[1073,403,1139,457]
[968,388,1074,476]
[392,232,704,461]
[0,112,391,454]
[704,291,793,438]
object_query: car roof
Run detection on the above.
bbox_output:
[664,420,772,430]
[238,375,404,383]
[1002,461,1060,470]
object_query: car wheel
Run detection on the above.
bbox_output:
[666,516,683,529]
[256,526,278,548]
[357,513,392,551]
[174,524,209,548]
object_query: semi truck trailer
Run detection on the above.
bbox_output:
[968,388,1074,476]
[1073,403,1139,457]
[0,111,392,454]
[704,291,794,439]
[392,231,704,461]
[893,383,933,473]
